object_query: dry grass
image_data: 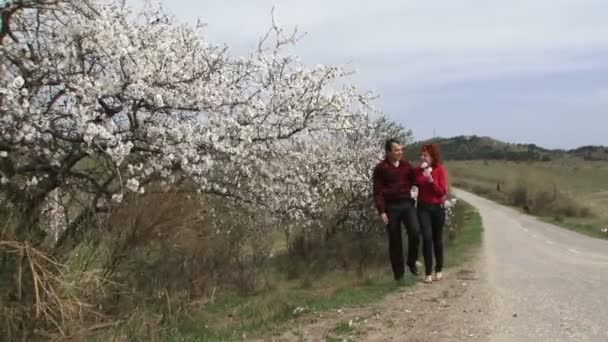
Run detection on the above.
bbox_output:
[0,180,480,341]
[86,200,480,341]
[0,240,102,340]
[448,159,608,238]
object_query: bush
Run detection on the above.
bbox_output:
[102,192,277,299]
[551,199,591,218]
[507,172,592,219]
[510,183,528,207]
[472,185,492,197]
[528,190,556,214]
[445,199,465,242]
[281,224,388,285]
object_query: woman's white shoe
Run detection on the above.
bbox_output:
[424,275,433,284]
[434,272,443,281]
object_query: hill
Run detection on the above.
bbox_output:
[405,135,608,161]
[569,145,608,161]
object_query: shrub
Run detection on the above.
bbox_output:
[510,183,528,207]
[551,199,591,218]
[508,171,593,218]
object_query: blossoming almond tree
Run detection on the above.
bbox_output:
[0,0,406,251]
[334,117,413,233]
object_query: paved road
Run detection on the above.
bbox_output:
[454,189,608,342]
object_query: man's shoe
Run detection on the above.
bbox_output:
[407,264,419,276]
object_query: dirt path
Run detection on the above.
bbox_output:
[263,257,494,342]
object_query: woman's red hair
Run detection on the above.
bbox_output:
[421,144,442,167]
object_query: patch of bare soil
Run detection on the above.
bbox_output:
[261,259,494,342]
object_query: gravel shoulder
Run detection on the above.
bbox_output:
[264,255,494,342]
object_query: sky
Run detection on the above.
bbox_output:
[130,0,608,149]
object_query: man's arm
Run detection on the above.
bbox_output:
[372,164,386,214]
[408,162,417,187]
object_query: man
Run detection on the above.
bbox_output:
[373,138,421,280]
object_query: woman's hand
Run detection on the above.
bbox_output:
[423,168,434,182]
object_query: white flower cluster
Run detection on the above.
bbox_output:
[329,117,414,232]
[444,197,459,232]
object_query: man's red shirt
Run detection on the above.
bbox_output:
[372,158,415,214]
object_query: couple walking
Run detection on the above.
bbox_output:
[373,139,448,284]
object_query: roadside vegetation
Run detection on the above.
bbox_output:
[449,159,608,239]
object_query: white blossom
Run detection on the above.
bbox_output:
[26,176,39,187]
[12,76,25,88]
[154,94,164,107]
[111,193,124,203]
[0,0,412,241]
[126,178,140,192]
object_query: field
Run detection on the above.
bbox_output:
[447,159,608,239]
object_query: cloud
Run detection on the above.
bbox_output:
[127,0,608,147]
[139,0,608,87]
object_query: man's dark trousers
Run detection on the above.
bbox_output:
[386,199,420,279]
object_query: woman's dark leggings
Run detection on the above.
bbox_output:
[417,202,446,276]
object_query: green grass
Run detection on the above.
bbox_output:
[444,202,483,268]
[92,273,415,342]
[92,200,483,341]
[332,320,355,335]
[170,273,415,341]
[448,159,608,239]
[542,216,607,239]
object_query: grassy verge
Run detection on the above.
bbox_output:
[91,271,416,342]
[444,201,483,269]
[93,200,483,341]
[180,275,416,341]
[542,216,607,239]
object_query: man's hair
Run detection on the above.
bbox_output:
[384,138,401,153]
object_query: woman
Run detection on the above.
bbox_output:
[414,144,448,284]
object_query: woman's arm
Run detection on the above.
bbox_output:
[430,165,447,197]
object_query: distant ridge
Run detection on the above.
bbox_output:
[405,135,608,161]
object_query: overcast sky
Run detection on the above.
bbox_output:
[131,0,608,149]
